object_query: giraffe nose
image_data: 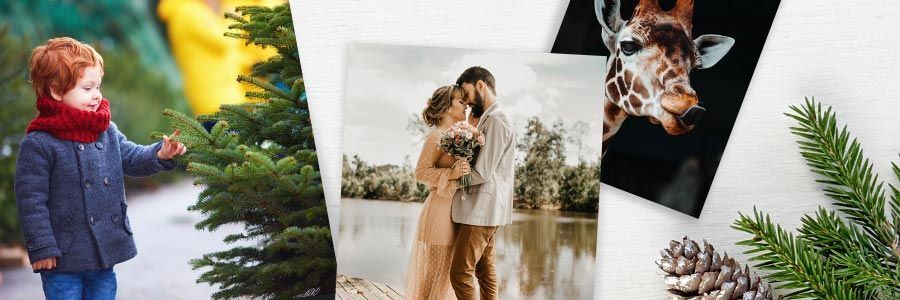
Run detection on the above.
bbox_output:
[678,105,706,126]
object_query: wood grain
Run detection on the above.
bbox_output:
[290,0,900,298]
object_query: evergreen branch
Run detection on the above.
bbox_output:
[237,74,292,100]
[799,207,900,295]
[891,160,900,233]
[733,208,864,299]
[785,98,895,249]
[217,104,267,129]
[831,251,900,297]
[163,109,213,143]
[892,159,900,268]
[799,207,879,258]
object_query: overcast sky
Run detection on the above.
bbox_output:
[343,43,606,166]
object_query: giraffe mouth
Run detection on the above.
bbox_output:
[658,105,705,135]
[678,106,706,127]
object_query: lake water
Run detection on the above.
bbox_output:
[337,198,597,299]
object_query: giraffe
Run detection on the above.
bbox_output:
[597,0,735,156]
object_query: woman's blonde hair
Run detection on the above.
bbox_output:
[422,85,464,127]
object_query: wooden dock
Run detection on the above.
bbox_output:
[336,274,405,300]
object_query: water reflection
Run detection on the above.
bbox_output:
[337,198,597,299]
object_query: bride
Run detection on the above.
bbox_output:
[405,85,471,299]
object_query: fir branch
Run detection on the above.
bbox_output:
[785,98,894,247]
[237,74,292,100]
[162,109,212,142]
[891,160,900,233]
[798,207,900,295]
[731,98,900,299]
[733,208,864,299]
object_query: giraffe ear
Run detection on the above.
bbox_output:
[694,34,735,69]
[595,0,624,51]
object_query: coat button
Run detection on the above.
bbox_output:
[95,142,103,149]
[90,216,95,225]
[85,181,91,188]
[26,240,34,249]
[103,177,110,186]
[112,215,119,223]
[77,144,84,151]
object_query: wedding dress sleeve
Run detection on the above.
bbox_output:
[414,132,457,198]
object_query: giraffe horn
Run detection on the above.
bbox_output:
[634,0,661,16]
[673,0,695,33]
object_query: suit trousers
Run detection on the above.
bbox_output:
[449,224,498,300]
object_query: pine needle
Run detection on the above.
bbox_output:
[732,98,900,299]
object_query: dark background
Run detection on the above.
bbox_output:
[552,0,780,217]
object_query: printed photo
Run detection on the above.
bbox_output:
[0,1,336,299]
[552,0,780,216]
[339,43,605,299]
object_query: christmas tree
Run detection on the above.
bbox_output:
[160,4,336,299]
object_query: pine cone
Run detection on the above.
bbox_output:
[657,237,773,300]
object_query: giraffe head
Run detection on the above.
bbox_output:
[597,0,734,135]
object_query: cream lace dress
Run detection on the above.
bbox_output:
[404,131,460,300]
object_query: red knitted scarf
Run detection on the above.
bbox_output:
[26,96,111,143]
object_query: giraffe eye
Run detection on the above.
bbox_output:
[620,41,641,56]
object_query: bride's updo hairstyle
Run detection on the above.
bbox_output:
[422,85,464,127]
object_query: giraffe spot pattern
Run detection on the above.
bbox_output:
[632,78,649,99]
[606,82,620,103]
[628,95,641,110]
[616,76,628,98]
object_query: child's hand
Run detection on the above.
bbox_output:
[157,129,187,160]
[32,257,56,271]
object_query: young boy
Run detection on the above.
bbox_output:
[15,37,186,299]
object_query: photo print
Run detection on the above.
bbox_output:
[552,0,780,216]
[338,43,606,299]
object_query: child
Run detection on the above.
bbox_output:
[15,37,186,299]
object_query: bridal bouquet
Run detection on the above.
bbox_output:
[439,121,485,186]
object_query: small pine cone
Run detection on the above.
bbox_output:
[657,237,773,300]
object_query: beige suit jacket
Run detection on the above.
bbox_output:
[451,102,515,226]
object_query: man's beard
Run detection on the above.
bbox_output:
[471,89,485,118]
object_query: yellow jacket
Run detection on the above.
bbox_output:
[158,0,244,116]
[223,0,282,78]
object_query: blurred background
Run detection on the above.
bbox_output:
[0,0,282,297]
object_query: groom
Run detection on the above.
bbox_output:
[450,66,515,300]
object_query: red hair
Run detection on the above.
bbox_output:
[29,37,104,98]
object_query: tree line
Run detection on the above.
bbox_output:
[342,117,600,212]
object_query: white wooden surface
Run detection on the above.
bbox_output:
[290,1,900,298]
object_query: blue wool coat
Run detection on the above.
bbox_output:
[15,122,176,272]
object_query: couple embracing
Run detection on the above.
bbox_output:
[405,66,515,300]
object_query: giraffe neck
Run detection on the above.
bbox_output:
[602,96,628,157]
[602,56,629,157]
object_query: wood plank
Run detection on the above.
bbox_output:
[359,278,389,299]
[345,276,371,300]
[336,274,363,300]
[371,281,404,299]
[336,274,404,300]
